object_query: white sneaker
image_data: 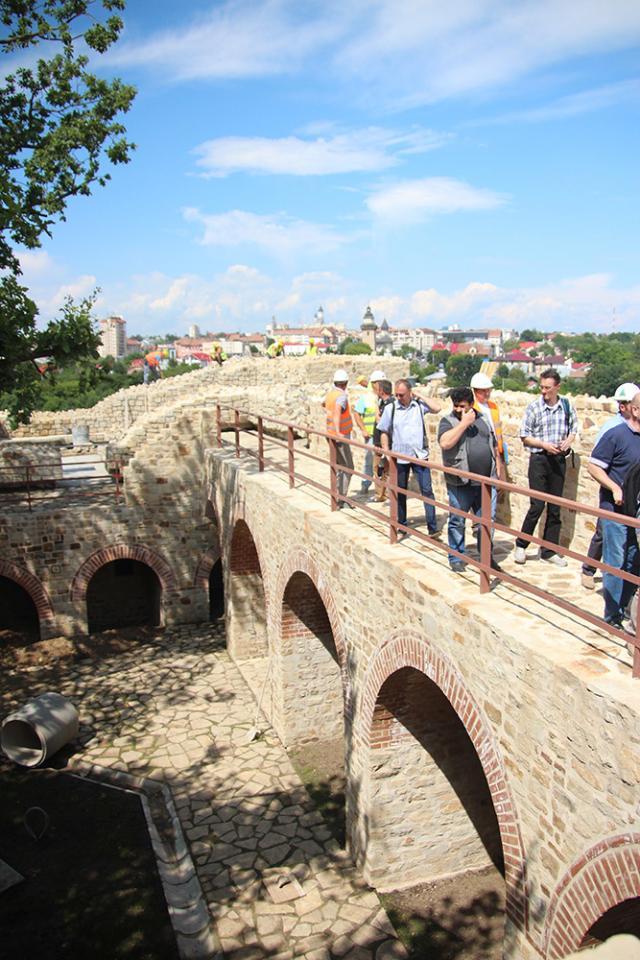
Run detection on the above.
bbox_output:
[514,547,527,564]
[544,554,568,567]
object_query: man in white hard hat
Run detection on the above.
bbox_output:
[582,382,640,589]
[323,369,355,508]
[470,372,506,499]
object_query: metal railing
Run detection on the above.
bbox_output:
[0,458,123,510]
[216,404,640,679]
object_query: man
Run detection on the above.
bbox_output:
[377,378,443,539]
[587,391,640,628]
[353,375,379,494]
[324,369,355,509]
[372,377,393,502]
[582,382,640,589]
[212,343,227,366]
[306,338,318,356]
[267,339,284,358]
[438,387,501,573]
[514,369,578,566]
[470,372,506,514]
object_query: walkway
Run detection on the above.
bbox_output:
[0,625,405,960]
[225,433,634,681]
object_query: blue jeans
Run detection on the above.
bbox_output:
[396,462,436,533]
[602,516,639,624]
[361,438,374,490]
[447,484,483,564]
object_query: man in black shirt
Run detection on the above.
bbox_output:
[372,378,393,502]
[438,387,500,573]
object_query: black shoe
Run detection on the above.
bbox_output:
[490,558,503,572]
[450,561,466,573]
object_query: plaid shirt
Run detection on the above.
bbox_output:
[520,396,578,452]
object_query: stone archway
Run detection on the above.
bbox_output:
[0,560,55,640]
[226,519,267,659]
[544,834,640,957]
[357,632,527,935]
[271,549,349,748]
[194,548,224,621]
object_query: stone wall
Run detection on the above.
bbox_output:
[207,448,640,960]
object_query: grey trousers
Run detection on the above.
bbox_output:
[335,442,354,497]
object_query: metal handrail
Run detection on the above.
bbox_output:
[0,457,123,510]
[216,404,640,679]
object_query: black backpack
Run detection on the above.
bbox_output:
[622,462,640,517]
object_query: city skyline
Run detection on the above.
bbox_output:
[11,0,640,335]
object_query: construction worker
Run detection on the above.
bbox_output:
[212,343,227,366]
[267,339,284,358]
[306,338,318,356]
[353,375,378,494]
[470,371,505,519]
[323,369,354,508]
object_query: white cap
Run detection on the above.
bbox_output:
[333,368,349,383]
[613,382,640,402]
[470,372,494,389]
[369,369,387,382]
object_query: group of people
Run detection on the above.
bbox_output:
[323,368,640,634]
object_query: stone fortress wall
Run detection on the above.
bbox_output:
[1,356,639,958]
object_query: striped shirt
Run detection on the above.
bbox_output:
[520,396,578,452]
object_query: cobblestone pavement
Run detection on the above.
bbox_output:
[0,626,405,960]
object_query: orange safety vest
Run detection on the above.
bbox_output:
[324,387,353,437]
[474,398,504,456]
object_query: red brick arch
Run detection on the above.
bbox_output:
[544,834,640,958]
[272,550,348,670]
[193,547,221,588]
[359,632,528,934]
[70,544,177,602]
[0,560,55,624]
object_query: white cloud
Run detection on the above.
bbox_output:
[113,0,640,106]
[110,0,346,81]
[183,207,351,256]
[474,78,640,126]
[367,177,507,223]
[193,127,449,177]
[49,275,97,308]
[16,250,57,276]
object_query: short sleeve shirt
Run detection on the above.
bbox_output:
[589,421,640,511]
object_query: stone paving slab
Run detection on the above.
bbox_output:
[0,625,405,960]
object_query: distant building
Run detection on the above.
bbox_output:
[98,315,126,359]
[360,306,377,351]
[188,324,201,339]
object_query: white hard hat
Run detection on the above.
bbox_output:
[333,368,349,383]
[470,372,494,389]
[613,382,640,402]
[370,369,387,382]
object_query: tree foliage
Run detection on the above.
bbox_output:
[444,353,482,388]
[337,337,372,355]
[0,0,136,425]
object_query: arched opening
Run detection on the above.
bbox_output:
[226,520,267,659]
[280,571,345,845]
[0,576,41,643]
[580,899,640,948]
[209,558,224,620]
[86,560,161,634]
[367,667,506,954]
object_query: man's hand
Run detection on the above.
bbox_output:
[611,482,624,506]
[542,440,561,454]
[460,409,476,429]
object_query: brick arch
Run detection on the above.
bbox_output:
[70,544,177,602]
[544,834,640,958]
[359,632,528,933]
[272,550,347,669]
[193,546,222,588]
[0,560,55,624]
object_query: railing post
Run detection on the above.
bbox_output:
[287,426,295,488]
[26,463,32,512]
[216,404,222,447]
[329,438,338,510]
[388,454,398,544]
[114,459,122,499]
[479,479,492,594]
[258,417,264,472]
[633,614,640,680]
[234,410,240,457]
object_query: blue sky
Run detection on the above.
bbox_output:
[14,0,640,335]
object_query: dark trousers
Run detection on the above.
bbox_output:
[582,519,603,576]
[516,453,566,559]
[396,462,437,533]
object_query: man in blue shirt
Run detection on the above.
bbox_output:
[582,382,639,589]
[377,378,443,540]
[587,391,640,627]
